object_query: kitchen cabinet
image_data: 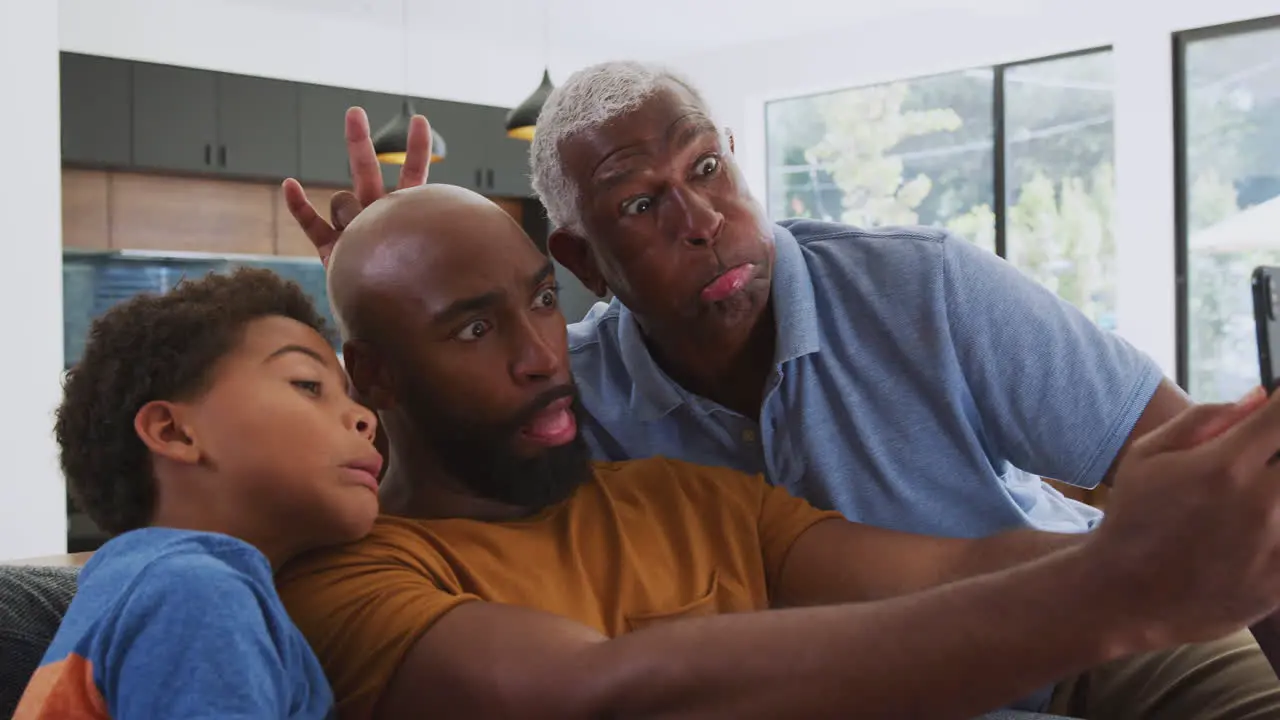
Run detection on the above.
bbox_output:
[478,105,535,197]
[216,74,300,179]
[133,62,299,180]
[60,53,132,167]
[416,100,533,197]
[64,52,531,195]
[299,83,362,187]
[61,170,110,250]
[110,173,275,255]
[132,63,219,174]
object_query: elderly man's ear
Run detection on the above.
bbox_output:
[548,231,608,298]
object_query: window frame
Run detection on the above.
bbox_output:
[1173,14,1280,391]
[761,45,1113,263]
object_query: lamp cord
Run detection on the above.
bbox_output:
[402,0,410,96]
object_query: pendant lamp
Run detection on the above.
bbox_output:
[374,98,447,164]
[505,69,554,141]
[374,0,446,165]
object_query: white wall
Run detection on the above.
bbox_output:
[668,0,1280,378]
[0,1,67,560]
[58,0,554,108]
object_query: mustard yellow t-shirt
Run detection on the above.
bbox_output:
[276,456,840,719]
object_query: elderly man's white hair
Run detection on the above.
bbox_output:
[530,60,712,233]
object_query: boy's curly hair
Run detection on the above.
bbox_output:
[57,267,330,535]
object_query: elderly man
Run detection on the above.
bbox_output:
[282,61,1280,716]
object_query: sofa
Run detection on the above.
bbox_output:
[0,562,1073,720]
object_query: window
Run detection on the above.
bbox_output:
[765,49,1115,327]
[1177,17,1280,402]
[766,70,995,251]
[1003,53,1117,331]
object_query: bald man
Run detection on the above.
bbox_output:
[275,183,1280,720]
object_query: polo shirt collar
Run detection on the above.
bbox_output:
[617,223,822,421]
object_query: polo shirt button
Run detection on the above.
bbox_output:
[742,429,757,443]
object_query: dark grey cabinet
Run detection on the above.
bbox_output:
[132,63,218,174]
[417,100,533,197]
[216,74,299,179]
[60,53,132,167]
[63,52,531,196]
[298,83,360,187]
[133,62,298,180]
[416,98,488,191]
[480,105,534,197]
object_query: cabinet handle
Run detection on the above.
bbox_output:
[218,146,227,167]
[486,169,494,189]
[475,169,483,188]
[204,144,212,166]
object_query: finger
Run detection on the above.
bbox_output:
[330,191,362,232]
[345,107,384,209]
[1188,387,1268,446]
[397,114,431,190]
[1134,402,1241,456]
[282,178,337,251]
[1207,388,1280,469]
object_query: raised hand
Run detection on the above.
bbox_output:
[1087,388,1280,650]
[282,106,432,266]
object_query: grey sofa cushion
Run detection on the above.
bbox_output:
[0,566,79,719]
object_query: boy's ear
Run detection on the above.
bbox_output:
[134,400,201,466]
[343,340,397,411]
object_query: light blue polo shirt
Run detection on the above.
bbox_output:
[568,219,1163,538]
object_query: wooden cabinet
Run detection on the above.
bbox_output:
[60,53,132,167]
[132,63,219,174]
[110,174,275,255]
[61,170,110,250]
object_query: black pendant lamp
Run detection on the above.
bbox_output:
[374,0,445,166]
[505,69,554,141]
[374,98,447,165]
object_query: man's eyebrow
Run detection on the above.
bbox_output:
[530,260,555,289]
[433,291,505,325]
[265,344,349,392]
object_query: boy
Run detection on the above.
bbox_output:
[14,268,381,719]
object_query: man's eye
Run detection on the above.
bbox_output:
[456,320,491,341]
[291,380,322,396]
[534,287,559,310]
[621,197,653,216]
[697,155,720,176]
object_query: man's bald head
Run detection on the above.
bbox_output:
[327,184,533,345]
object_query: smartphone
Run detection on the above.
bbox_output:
[1252,266,1280,394]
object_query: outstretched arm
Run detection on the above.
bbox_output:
[380,546,1123,720]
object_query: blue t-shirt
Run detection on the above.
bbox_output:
[14,528,334,720]
[570,220,1161,536]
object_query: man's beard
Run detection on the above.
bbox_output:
[399,379,594,512]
